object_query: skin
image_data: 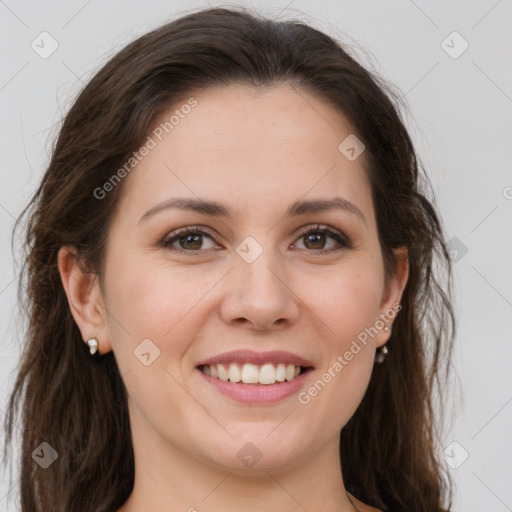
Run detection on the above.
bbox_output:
[58,83,408,512]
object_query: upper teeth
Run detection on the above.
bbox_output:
[201,363,301,385]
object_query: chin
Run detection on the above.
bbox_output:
[195,429,312,473]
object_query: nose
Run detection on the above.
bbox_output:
[220,247,300,331]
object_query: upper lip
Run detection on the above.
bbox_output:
[196,350,314,368]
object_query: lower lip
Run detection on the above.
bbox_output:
[197,368,312,404]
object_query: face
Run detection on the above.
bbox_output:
[66,83,407,474]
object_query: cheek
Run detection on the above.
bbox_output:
[322,354,374,431]
[104,253,220,366]
[294,259,382,423]
[103,257,206,421]
[302,261,384,344]
[298,309,377,434]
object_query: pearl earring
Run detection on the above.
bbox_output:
[375,345,388,363]
[86,337,99,355]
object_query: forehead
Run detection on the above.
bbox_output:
[116,83,374,223]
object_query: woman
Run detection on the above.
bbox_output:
[2,6,456,512]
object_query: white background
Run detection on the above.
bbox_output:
[1,1,511,511]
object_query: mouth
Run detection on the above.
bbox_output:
[195,349,315,403]
[197,362,313,385]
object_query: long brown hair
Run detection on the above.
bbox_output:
[3,6,456,511]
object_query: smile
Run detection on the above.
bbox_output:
[195,349,315,403]
[199,363,308,385]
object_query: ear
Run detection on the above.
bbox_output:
[57,245,113,355]
[376,246,409,347]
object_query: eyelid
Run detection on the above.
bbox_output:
[294,224,352,247]
[161,223,353,253]
[161,225,218,247]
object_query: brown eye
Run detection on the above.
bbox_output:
[176,233,203,250]
[293,225,352,255]
[303,232,328,250]
[162,227,217,252]
[160,224,353,255]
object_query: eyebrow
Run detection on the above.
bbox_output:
[138,196,367,227]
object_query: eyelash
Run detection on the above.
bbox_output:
[160,224,353,256]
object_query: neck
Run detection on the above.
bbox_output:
[118,407,359,512]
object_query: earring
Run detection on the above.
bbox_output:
[375,345,388,363]
[384,324,390,332]
[86,337,99,355]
